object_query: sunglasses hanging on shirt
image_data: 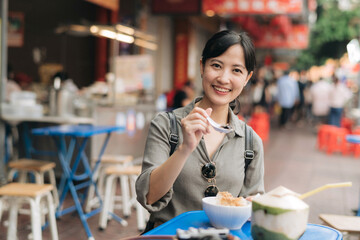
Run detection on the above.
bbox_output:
[201,162,219,197]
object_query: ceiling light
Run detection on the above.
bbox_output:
[90,26,100,33]
[116,33,134,43]
[134,39,157,50]
[99,29,117,39]
[115,24,135,35]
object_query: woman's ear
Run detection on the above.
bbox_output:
[244,71,253,86]
[200,59,204,77]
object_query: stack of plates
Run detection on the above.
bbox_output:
[2,91,43,118]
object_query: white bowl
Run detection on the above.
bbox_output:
[202,196,251,230]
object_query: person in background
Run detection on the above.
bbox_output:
[303,75,314,124]
[251,67,270,113]
[293,70,307,124]
[276,70,300,129]
[136,30,264,232]
[328,74,352,127]
[309,76,332,127]
[265,68,278,119]
[172,81,195,109]
[14,72,33,91]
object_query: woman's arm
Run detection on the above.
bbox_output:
[146,107,212,205]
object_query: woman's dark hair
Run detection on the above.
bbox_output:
[201,30,256,114]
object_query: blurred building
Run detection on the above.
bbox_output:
[1,0,318,101]
[0,0,318,177]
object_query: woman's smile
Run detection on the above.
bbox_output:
[212,85,232,94]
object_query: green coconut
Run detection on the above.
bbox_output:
[251,186,309,240]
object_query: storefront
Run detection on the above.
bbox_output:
[0,0,221,178]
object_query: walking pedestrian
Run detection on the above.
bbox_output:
[309,76,332,127]
[276,70,300,128]
[328,74,352,127]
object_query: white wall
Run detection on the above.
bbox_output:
[146,15,173,97]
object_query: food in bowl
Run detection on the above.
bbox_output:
[202,192,251,230]
[217,191,248,207]
[251,186,309,240]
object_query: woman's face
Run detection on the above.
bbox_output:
[200,44,253,108]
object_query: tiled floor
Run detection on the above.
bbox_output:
[1,123,360,239]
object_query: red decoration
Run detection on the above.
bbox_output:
[202,0,309,15]
[152,0,201,14]
[233,15,309,49]
[173,26,189,88]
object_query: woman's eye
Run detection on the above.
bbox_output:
[234,68,242,73]
[211,63,221,69]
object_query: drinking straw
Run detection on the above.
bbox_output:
[299,182,352,200]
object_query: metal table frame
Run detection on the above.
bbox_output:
[32,124,124,240]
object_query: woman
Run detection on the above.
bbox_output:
[136,30,265,231]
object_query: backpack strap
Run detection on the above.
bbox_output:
[167,111,179,156]
[244,124,254,174]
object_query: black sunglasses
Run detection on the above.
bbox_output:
[201,162,219,197]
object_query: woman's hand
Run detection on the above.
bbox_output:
[146,107,212,205]
[180,107,212,154]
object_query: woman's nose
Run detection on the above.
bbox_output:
[217,70,231,83]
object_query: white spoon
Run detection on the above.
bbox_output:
[206,116,234,134]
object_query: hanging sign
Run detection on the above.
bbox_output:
[85,0,119,11]
[254,24,309,49]
[8,12,24,47]
[202,0,314,15]
[233,16,309,49]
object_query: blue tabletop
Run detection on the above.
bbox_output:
[32,124,125,137]
[346,135,360,144]
[145,211,342,240]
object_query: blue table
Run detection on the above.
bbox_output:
[32,124,124,240]
[145,211,342,240]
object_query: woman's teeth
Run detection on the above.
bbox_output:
[213,86,230,92]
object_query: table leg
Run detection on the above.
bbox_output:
[53,136,72,216]
[68,179,95,239]
[51,131,115,240]
[55,136,103,239]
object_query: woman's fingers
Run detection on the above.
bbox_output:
[182,119,209,134]
[180,107,213,151]
[193,107,212,118]
[205,108,212,117]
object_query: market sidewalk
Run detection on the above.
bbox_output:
[264,125,359,225]
[1,124,360,240]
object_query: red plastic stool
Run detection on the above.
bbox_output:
[248,113,270,142]
[341,117,354,133]
[326,127,350,155]
[317,125,337,151]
